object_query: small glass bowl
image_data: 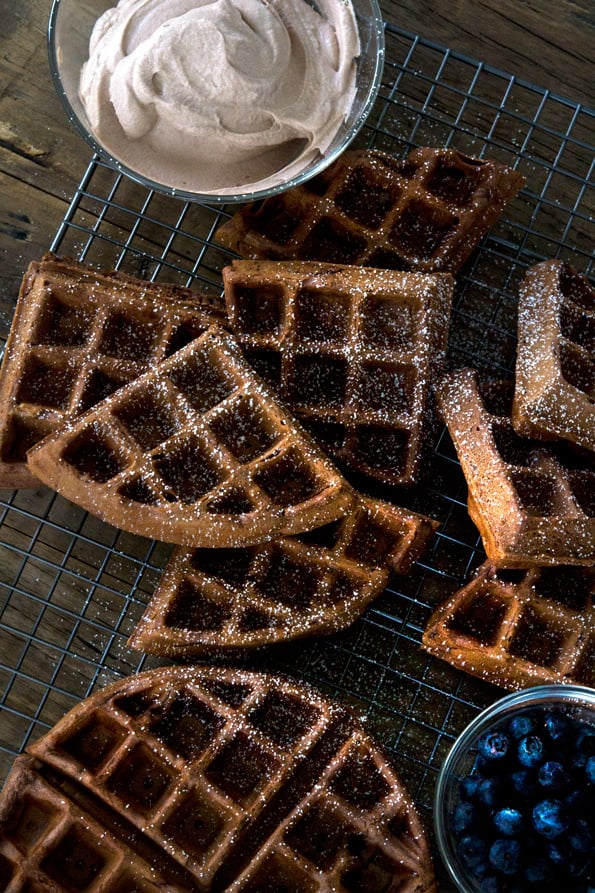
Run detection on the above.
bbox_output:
[47,0,385,203]
[434,684,595,892]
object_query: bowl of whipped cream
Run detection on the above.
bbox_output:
[48,0,385,201]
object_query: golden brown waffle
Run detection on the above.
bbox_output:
[214,147,525,273]
[0,755,184,892]
[436,368,595,567]
[129,493,438,656]
[0,253,226,489]
[512,259,595,451]
[0,666,437,892]
[422,562,595,691]
[27,325,353,548]
[223,259,454,486]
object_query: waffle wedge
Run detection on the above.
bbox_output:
[513,259,595,451]
[215,147,525,273]
[129,493,438,656]
[27,325,353,547]
[0,666,437,892]
[0,253,226,489]
[436,368,595,567]
[223,259,454,486]
[422,562,595,690]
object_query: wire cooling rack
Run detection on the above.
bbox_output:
[1,22,593,889]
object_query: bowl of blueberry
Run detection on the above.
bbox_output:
[434,684,595,892]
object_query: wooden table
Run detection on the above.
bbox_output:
[0,6,593,888]
[0,0,593,335]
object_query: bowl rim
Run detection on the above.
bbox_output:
[47,0,386,204]
[433,683,595,893]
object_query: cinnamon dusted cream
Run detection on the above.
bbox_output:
[79,0,360,194]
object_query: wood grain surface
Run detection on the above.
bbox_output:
[0,0,593,333]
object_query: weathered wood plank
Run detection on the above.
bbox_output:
[0,0,593,336]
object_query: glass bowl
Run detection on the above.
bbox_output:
[434,684,595,892]
[47,0,385,203]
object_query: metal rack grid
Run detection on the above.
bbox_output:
[1,22,593,889]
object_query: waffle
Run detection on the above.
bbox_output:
[422,562,595,691]
[0,253,226,489]
[128,493,438,656]
[512,259,595,451]
[223,259,454,486]
[214,147,525,273]
[27,325,353,548]
[0,665,437,892]
[436,368,595,567]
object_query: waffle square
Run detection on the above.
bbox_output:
[215,147,525,273]
[436,368,595,567]
[0,755,188,892]
[128,493,438,655]
[513,259,595,450]
[0,254,226,489]
[422,562,595,690]
[0,666,437,892]
[224,259,454,485]
[26,325,353,547]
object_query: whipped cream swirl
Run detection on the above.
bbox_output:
[79,0,360,194]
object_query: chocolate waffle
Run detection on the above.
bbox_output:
[223,259,454,486]
[128,494,438,656]
[0,253,226,489]
[27,325,353,548]
[0,666,437,892]
[422,562,595,691]
[436,368,595,567]
[214,147,525,273]
[512,259,595,451]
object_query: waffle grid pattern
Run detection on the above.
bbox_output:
[436,369,595,567]
[1,22,594,891]
[224,261,453,486]
[512,260,595,450]
[128,496,436,655]
[0,255,225,489]
[213,148,525,272]
[26,327,351,548]
[422,562,595,690]
[2,667,433,891]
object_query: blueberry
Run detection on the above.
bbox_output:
[451,711,595,890]
[478,730,510,761]
[460,774,481,801]
[549,844,591,878]
[576,725,595,757]
[538,760,570,794]
[523,856,549,883]
[489,838,521,875]
[510,768,537,799]
[547,840,568,865]
[493,807,524,836]
[568,852,591,879]
[458,834,488,870]
[569,818,593,854]
[453,801,477,834]
[508,713,535,740]
[566,788,588,813]
[518,734,546,768]
[477,776,502,809]
[533,798,570,838]
[549,843,591,878]
[544,710,571,742]
[575,727,595,769]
